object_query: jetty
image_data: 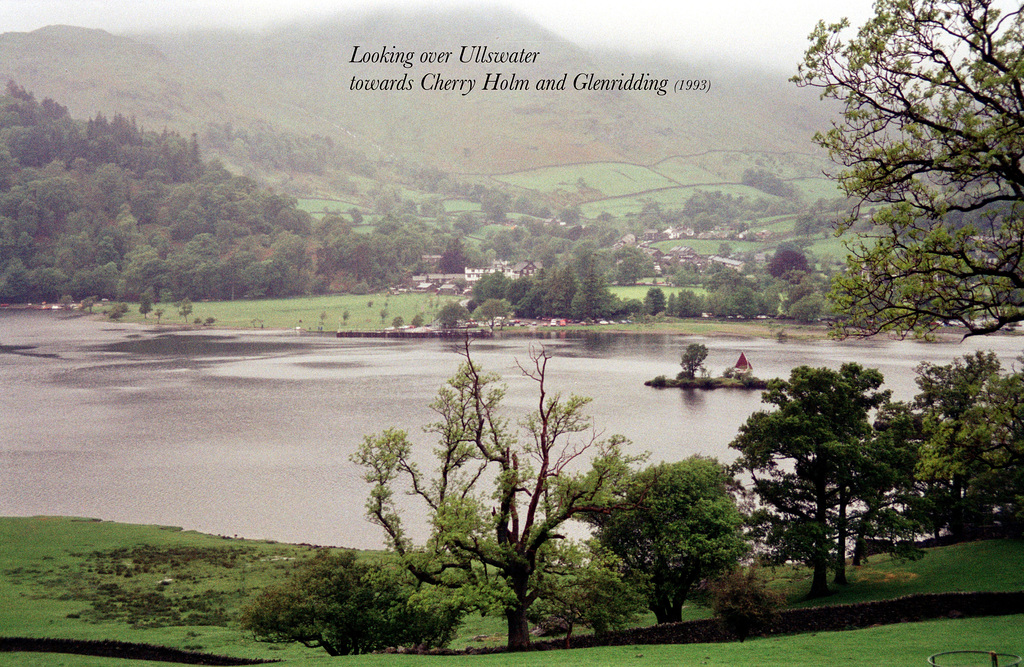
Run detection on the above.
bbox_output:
[335,329,492,339]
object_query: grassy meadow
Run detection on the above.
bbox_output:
[117,293,465,331]
[0,517,1020,667]
[99,291,830,340]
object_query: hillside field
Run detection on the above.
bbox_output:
[0,517,1020,666]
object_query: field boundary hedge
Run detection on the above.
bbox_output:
[464,591,1024,654]
[0,637,280,664]
[5,591,1022,660]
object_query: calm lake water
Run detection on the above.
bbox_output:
[2,310,1022,548]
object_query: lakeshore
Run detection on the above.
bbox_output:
[4,298,991,343]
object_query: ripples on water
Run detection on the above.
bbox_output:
[2,310,1022,548]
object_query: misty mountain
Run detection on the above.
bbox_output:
[0,8,835,184]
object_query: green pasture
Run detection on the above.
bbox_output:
[1,617,1021,667]
[649,158,724,185]
[99,294,835,339]
[493,163,677,198]
[789,176,843,201]
[295,198,360,215]
[806,233,853,262]
[470,224,508,240]
[443,199,481,213]
[115,293,461,331]
[0,516,1020,667]
[670,150,833,183]
[652,239,762,255]
[609,285,707,301]
[580,184,778,218]
[747,214,798,235]
[0,516,327,663]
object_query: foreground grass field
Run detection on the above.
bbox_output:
[2,617,1021,667]
[1,517,1021,666]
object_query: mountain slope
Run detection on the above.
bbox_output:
[0,9,835,180]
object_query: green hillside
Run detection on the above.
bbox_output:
[0,10,837,197]
[0,517,1020,666]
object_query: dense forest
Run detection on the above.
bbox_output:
[0,81,323,302]
[0,82,600,305]
[0,82,839,322]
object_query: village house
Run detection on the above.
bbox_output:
[709,256,746,271]
[613,233,637,249]
[464,260,543,283]
[410,273,466,292]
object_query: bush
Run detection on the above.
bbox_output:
[709,566,783,641]
[239,551,462,656]
[106,302,129,320]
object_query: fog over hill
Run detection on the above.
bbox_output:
[0,7,836,179]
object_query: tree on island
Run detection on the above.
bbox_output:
[794,0,1024,337]
[679,343,709,380]
[352,344,642,650]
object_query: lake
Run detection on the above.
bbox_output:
[2,310,1022,549]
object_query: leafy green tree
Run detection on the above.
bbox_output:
[794,0,1024,337]
[730,364,892,598]
[352,345,641,650]
[679,343,709,380]
[176,297,193,323]
[590,457,748,623]
[787,293,825,323]
[472,271,511,302]
[438,237,467,274]
[569,250,614,321]
[643,287,666,316]
[675,290,705,318]
[532,544,647,647]
[435,300,469,328]
[914,352,1024,539]
[240,550,462,656]
[138,289,153,318]
[543,265,577,318]
[614,246,655,285]
[472,298,511,332]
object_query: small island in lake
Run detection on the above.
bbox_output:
[646,346,769,390]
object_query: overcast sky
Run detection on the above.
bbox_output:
[1,0,877,67]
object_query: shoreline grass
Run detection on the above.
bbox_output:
[80,293,836,340]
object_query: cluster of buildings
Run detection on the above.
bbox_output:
[406,221,771,294]
[614,232,753,274]
[411,260,543,294]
